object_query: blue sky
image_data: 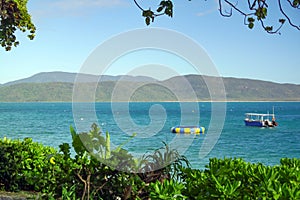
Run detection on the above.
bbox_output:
[0,0,299,84]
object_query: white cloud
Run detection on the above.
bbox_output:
[196,8,217,17]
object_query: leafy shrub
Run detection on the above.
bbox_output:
[180,157,300,199]
[0,137,57,192]
[1,126,300,199]
[0,137,79,198]
[149,179,187,200]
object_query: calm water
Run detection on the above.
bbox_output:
[0,102,299,169]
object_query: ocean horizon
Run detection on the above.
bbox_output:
[0,101,299,169]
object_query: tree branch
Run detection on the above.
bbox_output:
[224,0,249,16]
[77,172,87,200]
[248,0,256,10]
[134,0,300,34]
[219,0,232,17]
[278,0,300,30]
[220,0,290,34]
[258,18,284,34]
[133,0,164,16]
[133,0,145,11]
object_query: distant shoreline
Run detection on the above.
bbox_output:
[1,73,300,102]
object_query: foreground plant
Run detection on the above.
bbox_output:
[1,126,300,199]
[180,157,300,199]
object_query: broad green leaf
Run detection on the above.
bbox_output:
[248,23,254,29]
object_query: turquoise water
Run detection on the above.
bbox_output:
[0,102,299,169]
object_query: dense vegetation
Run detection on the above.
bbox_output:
[0,0,36,51]
[1,74,300,102]
[0,124,299,199]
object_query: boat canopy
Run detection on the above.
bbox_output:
[245,113,276,122]
[245,113,274,117]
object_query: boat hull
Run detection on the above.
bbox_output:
[244,120,277,127]
[244,120,264,127]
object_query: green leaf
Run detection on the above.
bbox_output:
[247,17,255,23]
[70,125,86,155]
[279,19,286,24]
[248,22,254,29]
[165,8,173,17]
[157,6,163,13]
[265,26,273,32]
[105,131,110,159]
[142,9,153,17]
[28,34,35,40]
[293,0,300,7]
[262,8,267,17]
[160,1,167,7]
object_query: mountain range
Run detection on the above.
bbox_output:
[0,71,299,102]
[3,71,156,86]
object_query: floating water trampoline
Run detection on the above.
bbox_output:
[171,125,205,134]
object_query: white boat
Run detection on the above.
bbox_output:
[244,112,278,127]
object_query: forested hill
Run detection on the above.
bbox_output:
[0,72,299,102]
[3,71,156,86]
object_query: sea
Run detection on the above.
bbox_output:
[0,101,299,169]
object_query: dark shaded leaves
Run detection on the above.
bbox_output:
[0,0,36,51]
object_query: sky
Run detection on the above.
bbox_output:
[0,0,300,84]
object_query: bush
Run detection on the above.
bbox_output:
[1,127,300,199]
[180,157,300,199]
[0,137,57,192]
[0,137,78,197]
